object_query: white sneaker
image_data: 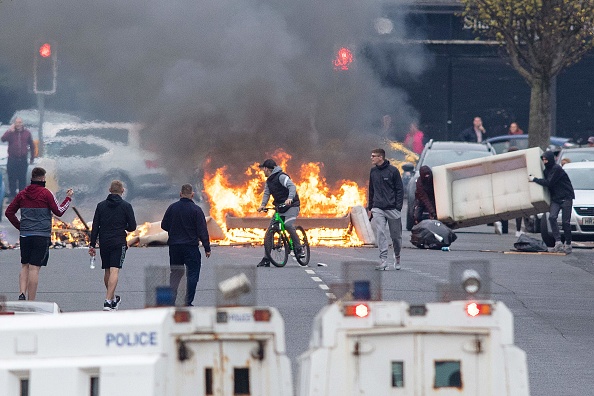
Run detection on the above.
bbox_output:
[394,255,401,270]
[375,259,388,271]
[515,231,524,237]
[494,221,502,235]
[548,241,564,253]
[564,244,572,254]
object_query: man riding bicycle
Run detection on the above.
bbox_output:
[256,159,304,267]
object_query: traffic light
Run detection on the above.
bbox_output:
[333,47,353,71]
[34,42,57,94]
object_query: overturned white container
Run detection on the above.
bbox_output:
[432,147,550,229]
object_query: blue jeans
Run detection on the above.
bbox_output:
[549,200,572,244]
[169,244,201,306]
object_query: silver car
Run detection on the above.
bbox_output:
[34,135,172,199]
[405,140,496,230]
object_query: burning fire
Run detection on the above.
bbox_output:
[51,217,90,247]
[203,150,367,246]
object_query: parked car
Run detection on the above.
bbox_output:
[556,147,594,164]
[540,161,594,246]
[32,135,173,199]
[485,134,575,155]
[405,140,496,230]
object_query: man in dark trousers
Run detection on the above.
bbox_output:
[529,150,575,253]
[161,184,211,306]
[367,148,404,270]
[1,117,35,198]
[89,180,137,311]
[256,158,303,267]
[5,167,73,301]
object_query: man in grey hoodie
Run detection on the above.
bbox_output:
[256,159,303,267]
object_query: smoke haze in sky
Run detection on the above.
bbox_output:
[0,0,430,184]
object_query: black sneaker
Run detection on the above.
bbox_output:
[256,258,270,267]
[18,293,26,301]
[114,295,121,310]
[103,300,116,311]
[297,250,306,259]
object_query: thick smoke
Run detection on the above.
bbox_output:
[0,0,429,186]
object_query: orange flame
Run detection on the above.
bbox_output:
[203,150,367,246]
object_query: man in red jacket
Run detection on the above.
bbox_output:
[1,117,35,198]
[5,167,73,301]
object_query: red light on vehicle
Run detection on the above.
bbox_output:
[39,43,52,58]
[333,47,353,71]
[253,308,271,322]
[343,303,370,318]
[465,302,492,317]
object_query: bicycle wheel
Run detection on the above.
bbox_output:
[295,226,310,266]
[264,228,289,267]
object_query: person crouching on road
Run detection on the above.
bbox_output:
[89,180,137,311]
[256,159,303,267]
[529,151,575,254]
[413,165,436,225]
[161,184,211,306]
[367,149,404,271]
[5,167,73,301]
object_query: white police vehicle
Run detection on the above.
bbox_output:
[0,305,293,396]
[297,261,530,396]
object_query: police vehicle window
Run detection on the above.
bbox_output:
[20,378,29,396]
[90,376,99,396]
[391,361,404,388]
[56,128,129,144]
[434,360,462,388]
[233,367,250,395]
[205,368,213,395]
[59,142,109,158]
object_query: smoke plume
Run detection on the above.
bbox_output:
[0,0,429,186]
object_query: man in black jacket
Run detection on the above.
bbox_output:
[89,180,137,311]
[162,184,211,306]
[529,150,575,253]
[368,148,404,270]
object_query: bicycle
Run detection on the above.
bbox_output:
[261,205,310,267]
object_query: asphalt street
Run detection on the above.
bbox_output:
[1,216,593,395]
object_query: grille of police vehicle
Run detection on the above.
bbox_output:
[405,140,496,230]
[540,161,594,246]
[34,135,171,199]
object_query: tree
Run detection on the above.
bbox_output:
[460,0,594,149]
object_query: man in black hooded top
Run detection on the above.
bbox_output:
[89,180,137,310]
[529,150,575,253]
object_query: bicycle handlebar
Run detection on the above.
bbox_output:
[259,204,287,213]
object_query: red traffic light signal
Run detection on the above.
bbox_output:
[34,42,57,94]
[333,47,353,71]
[39,43,52,58]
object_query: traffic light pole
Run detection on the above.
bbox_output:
[37,93,45,157]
